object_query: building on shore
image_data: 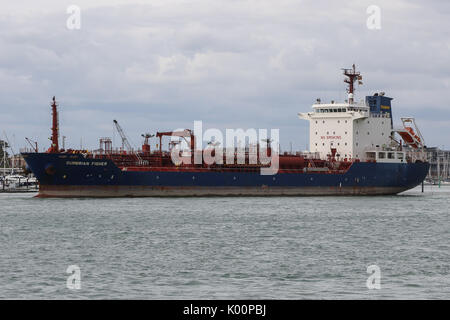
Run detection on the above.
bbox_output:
[10,154,27,169]
[0,154,26,175]
[426,147,450,182]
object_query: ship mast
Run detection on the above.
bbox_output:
[49,96,59,153]
[342,64,362,104]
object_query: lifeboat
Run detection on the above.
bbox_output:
[398,127,421,148]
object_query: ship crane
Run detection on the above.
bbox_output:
[156,130,195,166]
[141,133,154,155]
[113,120,144,165]
[25,137,38,153]
[141,133,155,145]
[261,138,273,157]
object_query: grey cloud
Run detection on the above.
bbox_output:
[0,0,449,151]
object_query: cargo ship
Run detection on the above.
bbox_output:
[22,66,430,197]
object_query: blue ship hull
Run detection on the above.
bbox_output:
[22,153,430,197]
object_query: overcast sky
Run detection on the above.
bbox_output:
[1,0,449,152]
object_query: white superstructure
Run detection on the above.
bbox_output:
[298,65,425,164]
[299,100,393,161]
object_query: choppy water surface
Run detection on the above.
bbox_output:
[0,186,448,299]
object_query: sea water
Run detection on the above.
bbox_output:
[0,185,448,299]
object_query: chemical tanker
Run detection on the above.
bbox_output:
[22,66,429,197]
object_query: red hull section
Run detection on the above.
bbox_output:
[37,184,410,198]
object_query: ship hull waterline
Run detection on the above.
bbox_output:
[36,185,415,197]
